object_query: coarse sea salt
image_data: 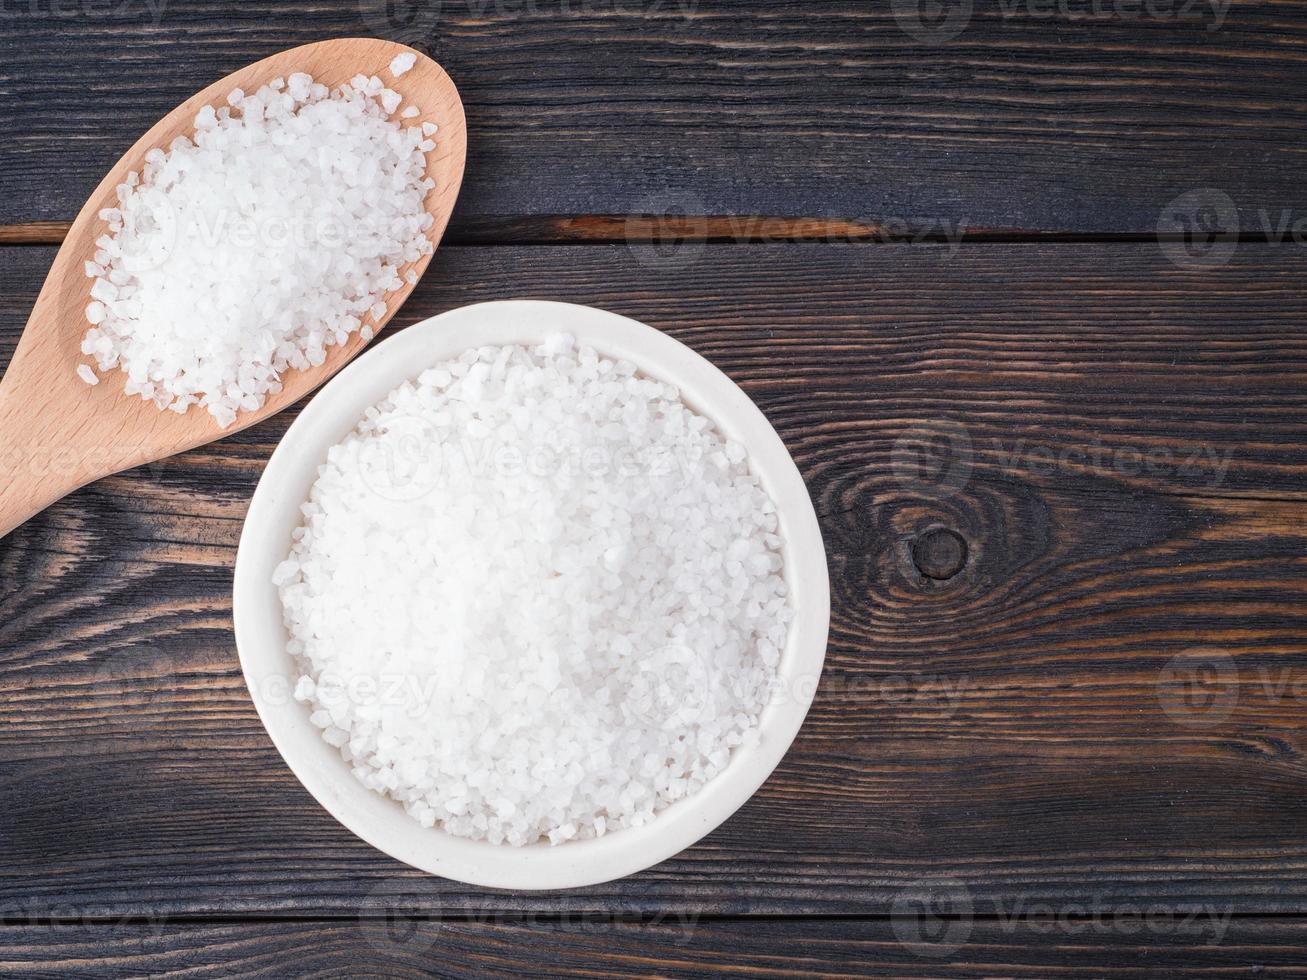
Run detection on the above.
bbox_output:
[390,52,417,77]
[276,334,792,846]
[78,72,435,427]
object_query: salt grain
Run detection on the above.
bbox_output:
[278,334,791,846]
[390,52,417,77]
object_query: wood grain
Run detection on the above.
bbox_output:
[2,1,1307,236]
[5,916,1307,978]
[3,242,1307,916]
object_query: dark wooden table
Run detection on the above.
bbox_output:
[4,2,1307,976]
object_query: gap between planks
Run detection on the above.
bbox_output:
[11,911,1307,927]
[0,217,1291,247]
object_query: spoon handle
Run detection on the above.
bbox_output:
[0,368,79,537]
[0,327,121,538]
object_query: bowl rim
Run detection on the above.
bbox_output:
[233,299,830,890]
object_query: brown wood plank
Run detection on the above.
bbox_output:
[4,916,1307,978]
[2,2,1307,235]
[3,243,1307,915]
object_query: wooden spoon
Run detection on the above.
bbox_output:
[0,38,466,538]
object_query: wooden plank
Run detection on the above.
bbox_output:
[3,243,1307,916]
[2,2,1307,235]
[3,917,1307,978]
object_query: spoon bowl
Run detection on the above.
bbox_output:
[0,38,466,538]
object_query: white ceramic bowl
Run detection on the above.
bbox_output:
[233,300,830,889]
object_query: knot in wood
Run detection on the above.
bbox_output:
[912,527,968,580]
